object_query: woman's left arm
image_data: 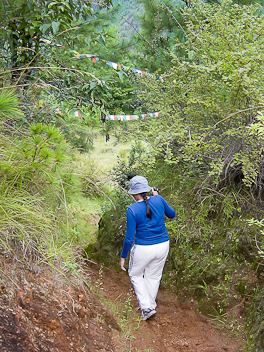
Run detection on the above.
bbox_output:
[161,197,176,218]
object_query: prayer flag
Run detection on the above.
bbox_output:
[74,111,82,118]
[106,112,159,121]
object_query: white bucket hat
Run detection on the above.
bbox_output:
[128,176,151,194]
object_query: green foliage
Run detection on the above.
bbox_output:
[0,89,23,120]
[112,0,144,41]
[84,190,130,266]
[64,127,94,153]
[60,15,145,115]
[1,123,68,191]
[0,0,142,121]
[136,1,264,197]
[111,141,150,188]
[0,0,112,69]
[132,0,187,72]
[0,90,102,269]
[121,295,133,319]
[60,120,94,153]
[0,91,64,261]
[246,285,264,352]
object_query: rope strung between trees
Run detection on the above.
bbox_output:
[41,39,161,79]
[55,108,161,121]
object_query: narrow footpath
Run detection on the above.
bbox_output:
[0,134,246,352]
[86,134,246,352]
[86,261,245,352]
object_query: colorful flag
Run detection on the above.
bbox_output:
[40,38,164,80]
[74,111,83,118]
[107,112,160,121]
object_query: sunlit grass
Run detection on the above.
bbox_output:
[64,137,126,246]
[67,193,103,244]
[89,134,133,174]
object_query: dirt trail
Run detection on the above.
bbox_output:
[0,139,247,351]
[86,261,245,352]
[0,250,245,352]
[85,137,245,351]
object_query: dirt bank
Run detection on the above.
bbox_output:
[0,252,245,352]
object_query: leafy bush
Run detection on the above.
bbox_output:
[246,286,264,352]
[111,141,152,189]
[84,191,131,267]
[138,2,264,197]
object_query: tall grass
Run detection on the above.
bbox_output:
[0,91,64,265]
[0,89,105,286]
[0,189,53,260]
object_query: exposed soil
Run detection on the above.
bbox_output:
[0,252,245,352]
[0,254,119,352]
[86,261,246,352]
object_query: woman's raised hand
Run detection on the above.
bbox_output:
[151,187,159,196]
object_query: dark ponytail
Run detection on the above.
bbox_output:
[141,192,152,219]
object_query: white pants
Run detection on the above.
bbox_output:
[128,240,169,310]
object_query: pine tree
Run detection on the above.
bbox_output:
[131,0,187,73]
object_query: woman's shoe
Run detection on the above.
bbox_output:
[141,308,156,321]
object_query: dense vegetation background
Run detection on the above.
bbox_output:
[1,0,264,350]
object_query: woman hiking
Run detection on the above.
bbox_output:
[119,175,175,321]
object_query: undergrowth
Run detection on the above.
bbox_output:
[85,146,264,350]
[1,89,264,350]
[0,89,109,292]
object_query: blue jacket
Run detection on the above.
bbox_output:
[120,195,175,258]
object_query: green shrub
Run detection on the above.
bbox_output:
[0,90,88,267]
[84,190,132,266]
